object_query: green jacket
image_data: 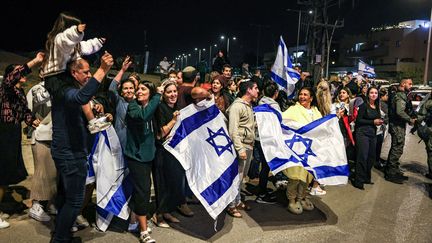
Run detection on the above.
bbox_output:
[124,94,161,162]
[417,98,432,126]
[389,91,412,126]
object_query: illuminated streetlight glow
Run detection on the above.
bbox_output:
[308,10,313,14]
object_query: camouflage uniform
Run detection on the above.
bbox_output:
[386,91,413,177]
[416,97,432,176]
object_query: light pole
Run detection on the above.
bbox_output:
[209,44,217,68]
[195,48,206,64]
[424,8,432,86]
[286,9,313,66]
[220,35,237,56]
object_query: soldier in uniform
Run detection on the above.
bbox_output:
[385,78,416,184]
[416,91,432,180]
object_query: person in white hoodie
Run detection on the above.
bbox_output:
[26,82,56,222]
[40,12,106,133]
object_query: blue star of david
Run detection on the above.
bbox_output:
[284,134,316,162]
[206,127,234,156]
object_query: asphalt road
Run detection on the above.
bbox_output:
[1,128,431,243]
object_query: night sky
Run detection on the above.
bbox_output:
[2,0,431,67]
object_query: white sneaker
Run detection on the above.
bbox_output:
[71,223,78,232]
[88,117,111,134]
[29,202,51,222]
[0,218,10,229]
[309,186,327,196]
[139,231,156,243]
[76,215,89,228]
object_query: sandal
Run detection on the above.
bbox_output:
[226,207,242,218]
[236,202,251,211]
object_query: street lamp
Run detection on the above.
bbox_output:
[220,35,237,56]
[286,9,313,66]
[209,44,217,67]
[194,48,206,64]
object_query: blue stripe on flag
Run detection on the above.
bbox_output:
[270,71,288,89]
[101,130,111,150]
[103,175,133,215]
[314,164,350,178]
[168,105,220,148]
[87,132,101,178]
[295,114,336,134]
[96,206,109,218]
[267,156,303,171]
[254,104,337,134]
[200,158,238,206]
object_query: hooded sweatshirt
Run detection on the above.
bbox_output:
[227,97,255,154]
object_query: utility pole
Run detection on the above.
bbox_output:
[424,8,432,86]
[250,24,270,67]
[298,0,348,81]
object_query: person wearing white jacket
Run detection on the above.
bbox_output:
[26,82,56,223]
[40,12,106,134]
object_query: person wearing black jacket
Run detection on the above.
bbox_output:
[50,53,113,243]
[212,50,230,73]
[352,87,383,190]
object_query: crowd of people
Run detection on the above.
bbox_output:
[0,12,431,243]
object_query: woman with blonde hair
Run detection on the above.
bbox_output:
[316,80,333,116]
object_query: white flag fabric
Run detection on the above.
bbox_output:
[254,104,349,185]
[271,36,301,98]
[164,99,239,219]
[358,60,376,77]
[88,126,132,231]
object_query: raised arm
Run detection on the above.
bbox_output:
[3,52,44,89]
[54,25,85,53]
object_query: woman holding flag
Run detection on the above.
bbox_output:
[281,87,321,214]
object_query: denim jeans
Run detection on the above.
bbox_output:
[52,157,87,243]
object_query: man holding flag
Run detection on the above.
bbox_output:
[226,80,259,218]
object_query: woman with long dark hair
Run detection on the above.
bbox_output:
[281,87,321,214]
[352,86,383,190]
[210,76,231,114]
[0,52,44,228]
[125,81,162,243]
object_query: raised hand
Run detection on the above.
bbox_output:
[94,51,114,82]
[121,56,133,72]
[100,51,114,71]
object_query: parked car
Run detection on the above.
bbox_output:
[408,86,432,110]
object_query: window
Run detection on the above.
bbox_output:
[396,40,401,47]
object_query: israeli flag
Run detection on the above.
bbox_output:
[254,105,349,185]
[358,60,376,77]
[88,126,132,231]
[271,36,301,98]
[164,99,239,219]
